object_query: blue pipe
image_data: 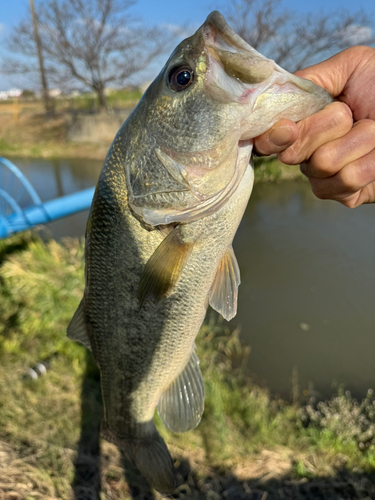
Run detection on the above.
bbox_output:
[0,157,42,206]
[0,187,95,239]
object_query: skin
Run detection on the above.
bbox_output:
[254,46,375,208]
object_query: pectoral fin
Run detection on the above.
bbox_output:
[157,349,205,432]
[139,226,193,307]
[209,246,241,321]
[67,299,92,351]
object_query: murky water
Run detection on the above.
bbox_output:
[234,182,375,399]
[8,158,375,399]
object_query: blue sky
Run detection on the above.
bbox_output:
[1,0,375,90]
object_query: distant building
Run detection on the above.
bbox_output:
[49,88,61,98]
[0,88,22,100]
[34,88,62,99]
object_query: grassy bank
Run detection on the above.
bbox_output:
[0,89,142,115]
[0,90,140,162]
[1,234,375,499]
[0,113,112,161]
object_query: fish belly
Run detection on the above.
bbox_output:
[86,164,253,440]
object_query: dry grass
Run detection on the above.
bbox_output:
[0,113,109,160]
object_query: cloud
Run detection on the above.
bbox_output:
[0,23,5,35]
[339,25,372,45]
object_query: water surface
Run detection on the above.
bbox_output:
[234,181,375,399]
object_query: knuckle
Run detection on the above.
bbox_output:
[336,169,361,196]
[311,185,329,200]
[278,146,300,165]
[329,102,352,131]
[340,198,358,209]
[363,119,375,136]
[253,135,273,156]
[309,179,330,200]
[309,145,336,175]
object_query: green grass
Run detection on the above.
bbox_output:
[0,138,18,154]
[1,234,375,499]
[254,155,305,183]
[54,89,142,112]
[106,89,143,105]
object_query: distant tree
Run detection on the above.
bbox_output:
[3,0,172,110]
[224,0,375,72]
[22,89,36,98]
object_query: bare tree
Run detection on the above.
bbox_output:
[3,0,172,109]
[29,0,51,115]
[224,0,375,72]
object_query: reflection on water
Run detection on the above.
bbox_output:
[11,159,375,398]
[234,181,375,399]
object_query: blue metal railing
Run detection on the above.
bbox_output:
[0,157,95,239]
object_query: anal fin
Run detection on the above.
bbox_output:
[67,299,92,351]
[209,245,241,321]
[139,226,193,307]
[157,349,204,433]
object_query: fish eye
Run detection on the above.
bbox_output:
[168,66,194,92]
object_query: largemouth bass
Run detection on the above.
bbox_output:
[68,11,332,493]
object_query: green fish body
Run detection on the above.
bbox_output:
[68,11,333,492]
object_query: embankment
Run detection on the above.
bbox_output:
[0,111,130,161]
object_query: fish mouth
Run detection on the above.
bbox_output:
[202,11,320,93]
[204,11,259,54]
[201,11,331,135]
[203,11,275,84]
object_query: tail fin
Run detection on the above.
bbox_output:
[129,434,176,493]
[102,423,175,493]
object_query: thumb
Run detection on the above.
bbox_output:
[295,46,369,97]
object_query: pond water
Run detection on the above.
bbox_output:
[9,158,375,399]
[234,181,375,400]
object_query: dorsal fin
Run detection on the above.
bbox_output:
[139,226,193,307]
[209,245,241,321]
[157,348,205,432]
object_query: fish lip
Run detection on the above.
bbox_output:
[203,11,258,55]
[202,11,330,98]
[202,11,277,91]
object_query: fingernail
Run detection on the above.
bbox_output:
[269,126,294,147]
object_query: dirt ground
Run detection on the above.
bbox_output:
[1,439,375,500]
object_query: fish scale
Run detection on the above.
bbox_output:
[68,10,332,493]
[89,153,253,423]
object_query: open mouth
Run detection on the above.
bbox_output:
[201,11,330,101]
[203,11,261,54]
[202,11,275,85]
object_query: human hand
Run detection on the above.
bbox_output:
[254,46,375,207]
